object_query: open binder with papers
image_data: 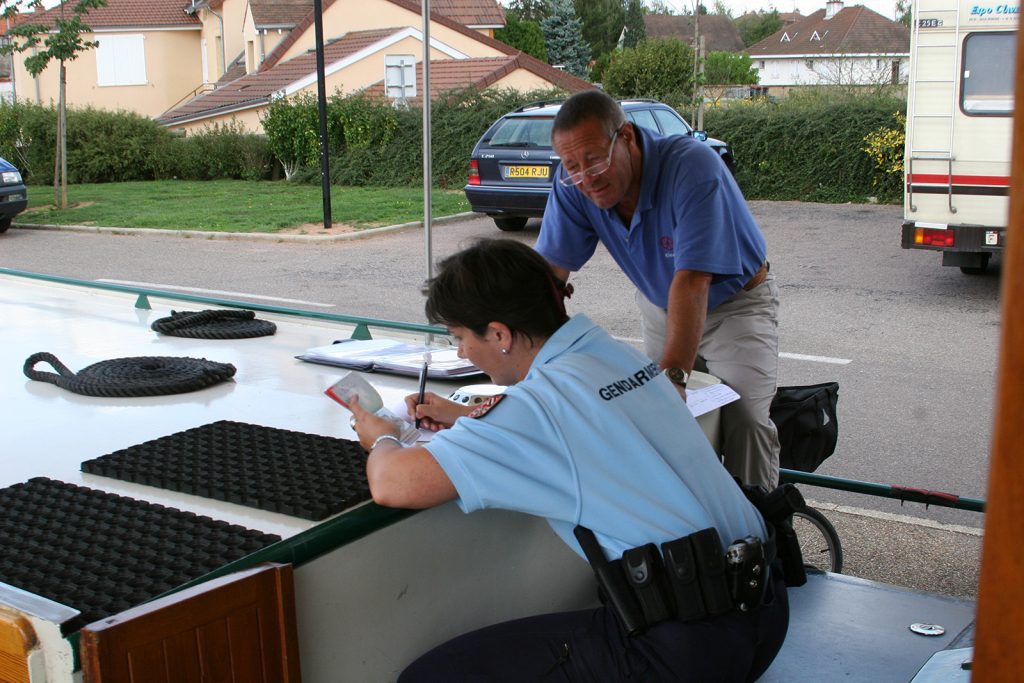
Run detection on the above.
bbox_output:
[297,339,483,378]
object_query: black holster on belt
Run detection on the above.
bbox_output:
[574,525,773,636]
[739,481,808,587]
[574,526,648,635]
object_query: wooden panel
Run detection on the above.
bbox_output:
[80,563,301,683]
[973,28,1024,683]
[0,610,35,683]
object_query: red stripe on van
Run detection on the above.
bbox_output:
[908,174,1010,186]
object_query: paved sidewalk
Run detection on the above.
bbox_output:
[11,211,479,242]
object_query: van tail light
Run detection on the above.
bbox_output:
[468,159,481,186]
[915,227,954,247]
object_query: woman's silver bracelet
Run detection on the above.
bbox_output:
[371,434,403,450]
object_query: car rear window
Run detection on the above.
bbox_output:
[487,117,554,147]
[627,109,658,133]
[652,109,692,137]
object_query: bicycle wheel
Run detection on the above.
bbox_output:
[791,507,843,574]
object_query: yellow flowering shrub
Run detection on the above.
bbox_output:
[863,112,906,193]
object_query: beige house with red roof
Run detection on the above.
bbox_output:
[9,0,204,117]
[748,0,909,96]
[8,0,588,132]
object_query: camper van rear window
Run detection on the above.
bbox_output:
[961,32,1016,115]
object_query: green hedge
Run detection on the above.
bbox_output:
[704,90,906,203]
[0,103,275,184]
[287,88,564,188]
[0,89,907,203]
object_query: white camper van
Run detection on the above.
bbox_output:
[902,0,1018,273]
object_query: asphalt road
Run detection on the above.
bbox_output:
[1,201,998,598]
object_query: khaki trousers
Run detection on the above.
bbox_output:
[636,274,781,490]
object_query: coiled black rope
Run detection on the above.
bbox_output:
[23,352,237,397]
[150,309,276,339]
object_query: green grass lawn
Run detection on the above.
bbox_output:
[22,180,471,233]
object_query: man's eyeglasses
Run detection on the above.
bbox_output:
[558,126,623,188]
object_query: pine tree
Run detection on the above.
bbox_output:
[573,0,625,58]
[541,0,591,79]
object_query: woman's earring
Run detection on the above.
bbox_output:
[501,348,509,355]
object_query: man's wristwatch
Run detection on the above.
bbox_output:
[664,367,690,388]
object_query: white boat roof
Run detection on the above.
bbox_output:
[2,270,441,539]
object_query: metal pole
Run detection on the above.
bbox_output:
[422,0,433,283]
[697,35,705,131]
[313,0,332,229]
[692,6,699,125]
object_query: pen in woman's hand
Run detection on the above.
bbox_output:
[415,359,429,428]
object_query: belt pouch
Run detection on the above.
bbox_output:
[622,543,673,625]
[661,536,707,621]
[691,528,733,616]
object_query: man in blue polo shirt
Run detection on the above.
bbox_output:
[535,89,780,491]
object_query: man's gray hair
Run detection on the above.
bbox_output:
[552,90,626,140]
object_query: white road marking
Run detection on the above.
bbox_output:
[98,280,336,308]
[780,352,852,365]
[805,499,983,535]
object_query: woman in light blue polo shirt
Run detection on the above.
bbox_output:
[348,239,788,682]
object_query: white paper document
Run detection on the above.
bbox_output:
[685,383,740,418]
[298,338,482,378]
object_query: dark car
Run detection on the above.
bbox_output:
[0,156,27,233]
[464,98,735,231]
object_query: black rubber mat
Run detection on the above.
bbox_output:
[81,420,371,521]
[0,477,280,632]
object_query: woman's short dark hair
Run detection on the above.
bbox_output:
[552,89,625,140]
[425,239,569,342]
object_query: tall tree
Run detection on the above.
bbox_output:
[506,0,549,23]
[646,0,677,15]
[1,0,107,208]
[495,10,548,62]
[735,10,783,47]
[541,0,591,79]
[623,0,646,49]
[702,51,758,104]
[895,0,912,27]
[573,0,625,58]
[602,38,695,108]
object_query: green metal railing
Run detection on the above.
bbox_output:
[781,468,986,513]
[4,266,987,515]
[0,266,447,341]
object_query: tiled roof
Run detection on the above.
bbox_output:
[748,5,909,56]
[158,27,400,125]
[261,0,513,72]
[361,54,590,104]
[247,0,501,33]
[643,14,745,53]
[159,29,589,126]
[0,12,31,36]
[27,0,199,29]
[250,0,314,29]
[429,0,504,27]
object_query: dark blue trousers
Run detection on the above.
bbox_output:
[399,565,788,682]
